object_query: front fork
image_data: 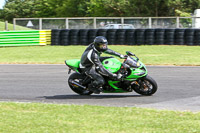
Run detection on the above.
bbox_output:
[131,76,149,91]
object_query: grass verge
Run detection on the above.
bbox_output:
[0,45,200,65]
[0,102,200,133]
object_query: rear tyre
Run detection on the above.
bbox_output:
[133,75,157,96]
[68,73,93,95]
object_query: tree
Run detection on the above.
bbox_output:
[169,0,200,16]
[34,0,57,17]
[2,0,38,21]
[48,0,89,17]
[0,9,3,21]
[86,0,132,17]
[2,0,200,22]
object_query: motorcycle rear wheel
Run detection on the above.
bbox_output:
[133,75,157,96]
[68,73,93,95]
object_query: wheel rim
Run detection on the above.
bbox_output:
[140,80,153,93]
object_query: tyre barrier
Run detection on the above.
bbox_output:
[107,29,117,45]
[88,29,98,44]
[51,29,200,46]
[79,29,89,45]
[60,29,70,46]
[97,29,107,37]
[51,29,60,45]
[126,29,136,45]
[116,29,126,45]
[185,29,195,46]
[155,29,165,45]
[136,29,145,45]
[69,29,79,45]
[175,29,185,45]
[145,29,155,45]
[0,30,51,47]
[165,29,175,45]
[194,29,200,45]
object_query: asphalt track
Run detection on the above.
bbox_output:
[0,64,200,112]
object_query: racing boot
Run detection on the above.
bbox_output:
[88,83,101,94]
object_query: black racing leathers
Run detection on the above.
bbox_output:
[80,43,122,91]
[80,43,121,78]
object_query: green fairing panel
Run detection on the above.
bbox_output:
[126,62,147,79]
[102,80,128,93]
[66,58,121,73]
[65,59,80,68]
[102,58,122,73]
[126,69,145,79]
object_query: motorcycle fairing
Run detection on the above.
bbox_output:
[102,58,122,73]
[103,81,128,93]
[66,57,122,73]
[126,61,147,79]
[65,59,80,72]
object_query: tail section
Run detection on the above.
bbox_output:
[65,59,81,73]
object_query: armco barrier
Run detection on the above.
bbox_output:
[0,30,51,47]
[51,29,200,46]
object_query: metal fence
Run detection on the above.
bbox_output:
[9,17,200,30]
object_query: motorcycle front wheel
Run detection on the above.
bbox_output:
[68,73,93,95]
[133,75,158,96]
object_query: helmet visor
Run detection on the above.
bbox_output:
[99,43,107,50]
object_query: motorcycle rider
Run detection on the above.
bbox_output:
[80,36,125,94]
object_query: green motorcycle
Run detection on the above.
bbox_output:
[65,51,157,95]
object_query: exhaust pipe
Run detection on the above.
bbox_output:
[69,79,86,89]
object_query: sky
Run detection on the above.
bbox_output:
[0,0,5,9]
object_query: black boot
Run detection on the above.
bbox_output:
[88,84,101,94]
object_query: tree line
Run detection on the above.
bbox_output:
[1,0,200,22]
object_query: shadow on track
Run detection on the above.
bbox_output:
[39,94,144,100]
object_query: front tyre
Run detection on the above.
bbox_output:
[68,73,93,95]
[133,75,158,96]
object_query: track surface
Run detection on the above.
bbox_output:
[0,64,200,112]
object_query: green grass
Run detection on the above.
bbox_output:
[0,45,200,65]
[0,102,199,133]
[0,21,32,31]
